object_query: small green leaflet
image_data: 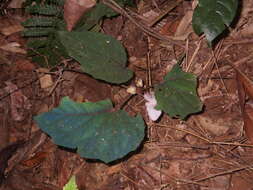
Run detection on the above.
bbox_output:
[76,0,135,31]
[63,176,78,190]
[76,3,118,31]
[192,0,238,44]
[34,97,145,163]
[57,31,133,84]
[155,64,202,119]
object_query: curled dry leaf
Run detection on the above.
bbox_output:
[64,0,96,31]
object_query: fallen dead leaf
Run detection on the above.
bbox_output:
[237,23,253,37]
[36,68,54,89]
[4,81,31,121]
[21,152,49,168]
[0,24,24,36]
[0,42,26,54]
[232,65,253,143]
[14,59,35,71]
[234,66,253,99]
[142,10,159,23]
[8,0,26,9]
[0,142,23,185]
[160,18,180,36]
[196,115,230,136]
[174,10,193,37]
[243,104,253,143]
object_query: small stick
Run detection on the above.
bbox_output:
[102,0,184,47]
[149,0,184,27]
[195,164,253,182]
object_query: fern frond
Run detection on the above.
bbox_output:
[22,17,60,27]
[46,0,65,6]
[23,0,67,67]
[26,5,61,15]
[22,28,53,37]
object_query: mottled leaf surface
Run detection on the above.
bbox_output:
[155,64,202,119]
[192,0,238,43]
[58,31,133,84]
[34,97,145,163]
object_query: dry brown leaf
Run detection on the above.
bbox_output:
[236,71,246,113]
[159,19,180,36]
[4,81,31,121]
[243,105,253,143]
[174,10,193,37]
[64,0,96,31]
[234,66,253,101]
[0,142,23,185]
[0,24,24,36]
[8,0,26,8]
[238,24,253,37]
[14,59,35,71]
[0,42,26,54]
[233,65,253,143]
[21,152,48,168]
[36,68,54,89]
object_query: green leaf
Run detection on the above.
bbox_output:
[63,176,78,190]
[27,35,68,67]
[34,97,145,163]
[192,0,238,43]
[76,3,118,31]
[155,64,202,119]
[74,0,135,31]
[57,31,133,84]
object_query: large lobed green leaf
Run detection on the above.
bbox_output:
[155,64,202,119]
[192,0,238,44]
[57,31,133,84]
[34,97,145,163]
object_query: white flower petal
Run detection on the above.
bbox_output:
[144,92,162,121]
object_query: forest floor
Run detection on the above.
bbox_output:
[1,0,253,189]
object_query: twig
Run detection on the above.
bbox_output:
[195,164,253,182]
[48,68,65,95]
[120,172,153,190]
[102,0,184,47]
[155,124,253,148]
[149,0,184,27]
[212,47,229,95]
[147,37,152,90]
[199,39,223,79]
[224,39,253,45]
[186,39,202,72]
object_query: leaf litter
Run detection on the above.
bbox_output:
[1,0,253,189]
